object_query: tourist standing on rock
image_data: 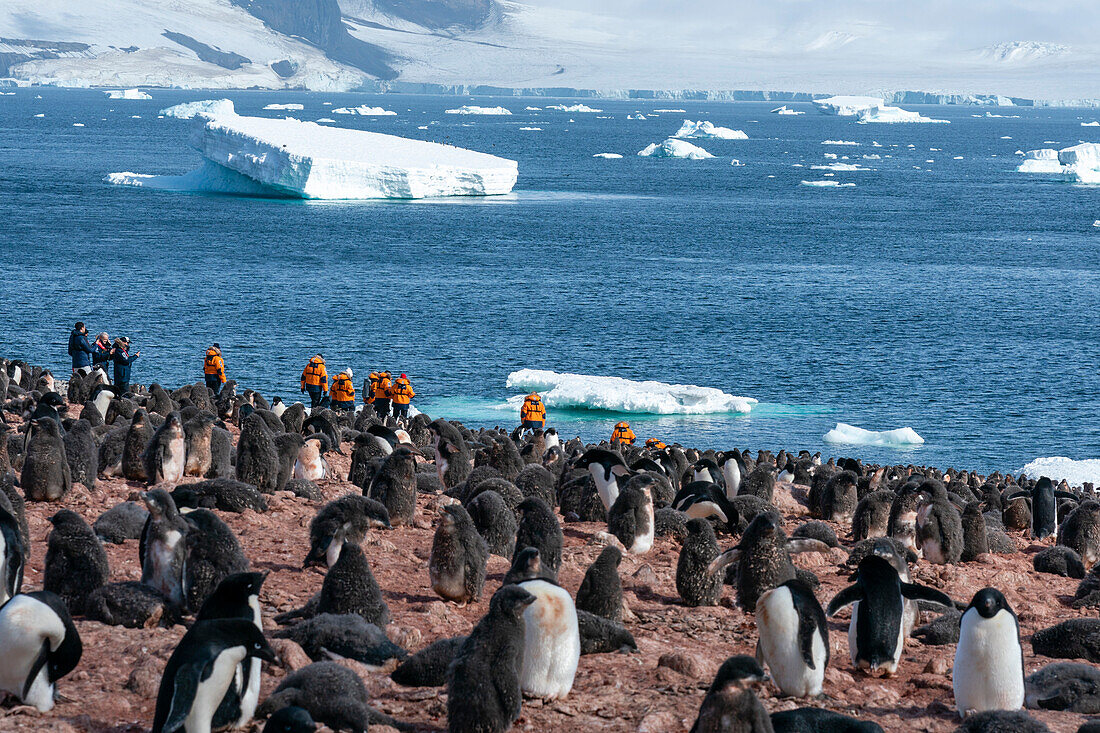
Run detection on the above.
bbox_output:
[390,373,415,423]
[373,370,392,419]
[67,322,94,375]
[93,332,113,367]
[330,369,355,412]
[111,337,140,395]
[204,343,226,397]
[300,353,328,408]
[520,392,546,430]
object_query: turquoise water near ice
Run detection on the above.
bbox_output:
[3,88,1100,472]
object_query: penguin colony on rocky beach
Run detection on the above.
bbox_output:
[2,358,1100,731]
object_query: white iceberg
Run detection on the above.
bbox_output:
[332,105,396,115]
[445,105,512,115]
[823,140,859,146]
[811,163,869,171]
[730,159,743,166]
[547,104,602,112]
[1083,121,1100,127]
[823,423,924,447]
[105,160,273,195]
[858,106,949,124]
[105,88,151,100]
[316,118,336,123]
[652,108,686,113]
[813,95,884,116]
[73,122,85,127]
[638,138,713,159]
[672,120,747,140]
[593,153,623,158]
[1017,143,1100,181]
[519,126,541,131]
[771,105,804,115]
[160,99,235,120]
[525,106,541,111]
[111,113,518,199]
[801,180,854,187]
[1018,457,1100,488]
[627,114,646,120]
[504,369,756,415]
[263,103,304,111]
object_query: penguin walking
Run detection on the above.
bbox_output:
[677,518,723,607]
[574,449,631,510]
[429,504,489,605]
[954,588,1025,718]
[607,475,655,554]
[827,554,954,676]
[0,590,82,712]
[152,618,275,733]
[690,655,773,733]
[141,489,190,610]
[447,585,536,733]
[755,579,829,697]
[144,412,187,484]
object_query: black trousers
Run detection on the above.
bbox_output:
[374,399,391,418]
[205,374,223,396]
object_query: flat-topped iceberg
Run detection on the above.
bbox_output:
[106,88,151,100]
[771,106,804,115]
[263,103,304,111]
[813,96,883,116]
[445,105,511,115]
[547,104,602,112]
[823,423,924,447]
[332,105,396,115]
[1017,143,1100,182]
[638,138,713,159]
[801,180,855,188]
[593,153,622,158]
[109,113,518,199]
[1019,456,1100,488]
[160,99,235,120]
[672,120,747,140]
[505,369,756,415]
[858,105,949,124]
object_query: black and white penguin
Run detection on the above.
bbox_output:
[143,411,187,484]
[21,417,71,501]
[690,655,771,733]
[826,554,954,675]
[182,509,250,612]
[709,513,831,610]
[0,502,22,607]
[366,445,420,526]
[43,509,109,615]
[954,587,1025,718]
[673,481,738,530]
[140,489,190,610]
[515,574,580,699]
[151,618,275,733]
[513,497,563,581]
[292,437,330,482]
[576,545,623,622]
[317,542,389,626]
[755,578,829,697]
[1058,500,1100,569]
[447,585,535,733]
[1007,476,1077,540]
[689,458,725,489]
[365,423,400,456]
[677,518,723,607]
[269,397,288,419]
[0,590,82,711]
[429,503,489,605]
[263,706,316,733]
[304,495,391,569]
[89,383,117,422]
[466,490,518,558]
[607,474,655,554]
[574,448,631,510]
[717,451,746,499]
[62,418,97,491]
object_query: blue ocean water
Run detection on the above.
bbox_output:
[3,89,1100,472]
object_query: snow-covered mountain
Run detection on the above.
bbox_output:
[2,0,1100,102]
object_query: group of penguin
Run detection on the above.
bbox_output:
[3,355,1100,732]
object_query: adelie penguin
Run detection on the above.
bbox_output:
[576,545,623,622]
[144,411,187,484]
[513,497,563,581]
[607,474,656,554]
[140,489,190,610]
[293,437,329,481]
[755,578,829,697]
[63,418,97,491]
[690,655,772,733]
[466,489,518,558]
[182,509,250,613]
[304,495,391,569]
[0,590,82,712]
[1057,500,1100,569]
[827,554,954,676]
[122,408,154,482]
[317,542,389,627]
[366,445,421,526]
[21,417,71,501]
[429,503,489,605]
[677,518,724,607]
[574,448,631,510]
[447,585,536,733]
[0,499,24,606]
[1007,476,1077,540]
[915,479,964,564]
[152,618,276,733]
[954,587,1025,718]
[44,509,109,615]
[264,706,316,733]
[515,566,581,699]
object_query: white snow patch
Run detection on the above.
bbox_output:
[593,152,622,158]
[263,103,303,110]
[332,105,396,115]
[823,423,924,447]
[672,119,747,140]
[637,138,713,159]
[801,180,854,188]
[105,88,151,100]
[445,105,511,115]
[504,369,756,415]
[1018,457,1100,488]
[160,99,235,120]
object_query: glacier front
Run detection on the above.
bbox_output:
[110,113,518,199]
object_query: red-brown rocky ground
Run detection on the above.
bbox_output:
[1,406,1095,732]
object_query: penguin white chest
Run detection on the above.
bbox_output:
[0,532,10,605]
[953,609,1024,716]
[93,392,112,420]
[436,456,449,487]
[590,467,619,510]
[164,435,186,482]
[520,580,580,700]
[757,586,825,697]
[185,646,248,733]
[293,444,326,480]
[0,596,64,711]
[150,530,184,600]
[629,501,655,555]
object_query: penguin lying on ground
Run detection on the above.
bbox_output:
[392,636,467,687]
[93,501,149,544]
[170,478,269,514]
[263,706,316,733]
[259,661,407,732]
[273,613,406,667]
[1025,662,1100,713]
[1031,618,1100,662]
[770,707,884,732]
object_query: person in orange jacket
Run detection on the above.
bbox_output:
[520,392,546,430]
[611,421,636,446]
[330,368,355,412]
[204,343,226,396]
[645,437,666,451]
[300,354,328,408]
[373,371,392,418]
[366,372,379,408]
[390,373,415,422]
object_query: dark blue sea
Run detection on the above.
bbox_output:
[3,88,1100,474]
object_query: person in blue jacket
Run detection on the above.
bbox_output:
[92,332,113,367]
[68,322,94,375]
[112,337,141,395]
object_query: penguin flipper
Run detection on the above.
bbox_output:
[1005,491,1029,503]
[21,639,50,701]
[706,548,740,576]
[162,659,207,733]
[900,582,954,609]
[826,585,862,617]
[1055,491,1080,502]
[787,538,831,555]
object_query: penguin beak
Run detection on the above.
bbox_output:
[255,642,278,664]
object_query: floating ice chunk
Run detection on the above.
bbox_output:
[730,159,743,166]
[547,103,602,112]
[813,95,883,116]
[999,135,1013,139]
[123,114,517,199]
[72,122,85,127]
[811,163,870,171]
[519,126,541,131]
[823,423,924,447]
[445,105,511,115]
[105,160,275,195]
[105,88,151,100]
[858,106,949,124]
[652,108,686,113]
[1094,220,1100,227]
[1018,457,1100,488]
[332,105,396,115]
[672,120,748,140]
[862,154,881,160]
[131,115,141,119]
[1083,121,1100,127]
[627,113,646,120]
[525,106,541,111]
[593,153,622,158]
[161,99,235,120]
[264,103,304,111]
[801,180,854,187]
[33,113,44,118]
[504,369,756,415]
[637,138,714,159]
[823,153,837,159]
[953,155,964,159]
[317,118,336,123]
[771,105,804,115]
[823,140,859,146]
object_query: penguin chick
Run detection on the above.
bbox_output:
[576,609,637,655]
[691,655,772,733]
[143,411,186,484]
[317,543,389,627]
[304,495,391,569]
[608,475,656,554]
[430,503,489,605]
[770,707,884,732]
[93,501,148,544]
[85,581,178,629]
[367,446,420,526]
[273,613,406,667]
[264,706,317,733]
[182,509,250,613]
[140,489,190,610]
[293,437,330,481]
[466,489,518,558]
[575,545,623,622]
[513,497,562,581]
[1025,662,1100,713]
[392,635,466,687]
[1058,500,1100,570]
[21,417,71,501]
[44,509,108,615]
[677,518,723,607]
[259,661,404,732]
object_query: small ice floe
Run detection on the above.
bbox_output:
[105,88,151,100]
[824,423,924,447]
[823,139,860,145]
[547,104,601,112]
[333,105,397,115]
[593,153,623,158]
[264,103,304,110]
[800,180,855,188]
[445,105,511,115]
[673,120,747,140]
[637,138,713,159]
